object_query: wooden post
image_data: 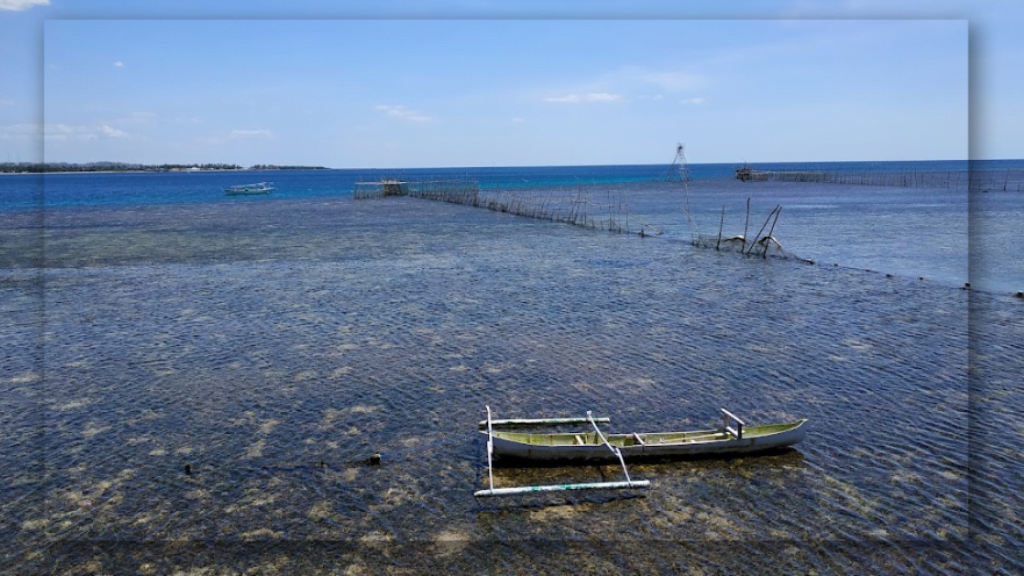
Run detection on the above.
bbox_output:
[716,207,725,251]
[720,409,746,439]
[743,198,751,253]
[746,205,779,256]
[763,205,782,259]
[485,406,495,494]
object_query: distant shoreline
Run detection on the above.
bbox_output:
[0,164,331,175]
[0,169,331,176]
[0,169,243,176]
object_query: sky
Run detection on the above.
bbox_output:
[0,1,1018,168]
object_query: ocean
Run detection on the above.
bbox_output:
[4,159,1022,292]
[1,160,1022,574]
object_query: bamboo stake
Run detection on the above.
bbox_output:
[762,206,782,259]
[716,207,725,251]
[746,205,780,256]
[743,198,751,253]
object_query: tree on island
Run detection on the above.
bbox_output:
[248,164,329,171]
[0,162,329,174]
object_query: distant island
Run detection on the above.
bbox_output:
[0,162,330,174]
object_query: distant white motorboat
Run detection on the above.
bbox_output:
[224,182,273,196]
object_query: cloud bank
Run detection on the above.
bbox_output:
[0,0,49,11]
[40,123,127,141]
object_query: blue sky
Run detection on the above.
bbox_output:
[0,1,1018,168]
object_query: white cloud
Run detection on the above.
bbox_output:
[0,99,14,106]
[0,0,50,11]
[0,123,40,140]
[543,92,624,104]
[376,104,432,122]
[30,123,131,141]
[3,117,147,142]
[113,61,125,68]
[228,129,272,139]
[44,125,78,142]
[680,97,707,105]
[100,125,126,138]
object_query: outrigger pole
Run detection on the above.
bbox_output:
[473,406,651,498]
[476,416,611,429]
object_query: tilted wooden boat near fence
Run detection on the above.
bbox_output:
[485,409,808,462]
[474,407,807,497]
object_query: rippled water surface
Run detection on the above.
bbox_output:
[1,177,1022,574]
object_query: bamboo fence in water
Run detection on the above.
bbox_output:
[737,167,1023,192]
[354,178,663,236]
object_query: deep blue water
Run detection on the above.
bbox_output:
[2,159,1021,292]
[2,159,1013,211]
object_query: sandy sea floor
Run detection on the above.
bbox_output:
[1,180,1022,574]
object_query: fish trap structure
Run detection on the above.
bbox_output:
[735,165,1020,191]
[693,200,790,259]
[354,177,663,237]
[682,190,789,259]
[683,153,789,259]
[475,184,659,235]
[353,179,481,204]
[969,168,1024,192]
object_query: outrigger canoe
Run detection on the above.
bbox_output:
[480,409,807,462]
[474,407,806,497]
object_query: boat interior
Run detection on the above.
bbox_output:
[493,421,804,447]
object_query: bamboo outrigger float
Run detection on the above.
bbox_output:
[474,406,650,498]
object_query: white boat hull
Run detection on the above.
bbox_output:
[224,182,273,196]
